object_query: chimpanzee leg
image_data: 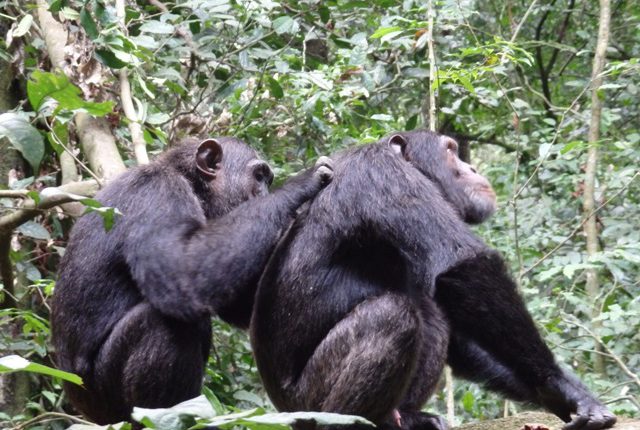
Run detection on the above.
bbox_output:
[396,298,449,430]
[435,252,616,430]
[294,293,421,425]
[89,303,211,424]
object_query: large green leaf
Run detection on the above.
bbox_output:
[69,424,131,430]
[133,396,373,430]
[27,70,114,115]
[0,112,44,172]
[0,355,83,385]
[272,16,299,35]
[132,396,217,430]
[239,411,374,428]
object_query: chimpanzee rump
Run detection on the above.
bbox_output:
[250,130,615,430]
[52,137,333,424]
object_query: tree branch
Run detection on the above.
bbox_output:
[534,0,557,118]
[0,233,15,309]
[116,0,149,165]
[0,180,99,235]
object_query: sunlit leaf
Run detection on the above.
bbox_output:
[0,355,82,385]
[27,71,114,115]
[370,26,402,39]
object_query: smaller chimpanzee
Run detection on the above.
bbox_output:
[52,137,333,424]
[251,130,615,430]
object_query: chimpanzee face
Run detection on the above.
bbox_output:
[389,130,496,224]
[439,136,496,224]
[195,138,274,216]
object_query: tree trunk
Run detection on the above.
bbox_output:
[581,0,611,376]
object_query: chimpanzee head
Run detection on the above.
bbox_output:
[388,130,496,224]
[167,137,274,218]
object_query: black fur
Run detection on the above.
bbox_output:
[52,137,332,424]
[250,130,615,430]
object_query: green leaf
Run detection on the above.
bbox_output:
[13,15,34,38]
[0,112,44,172]
[462,391,474,412]
[370,26,402,39]
[132,395,216,430]
[273,16,299,35]
[371,114,393,121]
[139,21,175,34]
[68,422,131,430]
[456,75,475,93]
[47,122,69,156]
[27,71,114,115]
[0,355,83,385]
[83,206,122,232]
[241,411,374,427]
[318,6,330,23]
[17,221,51,240]
[27,190,41,205]
[406,114,418,130]
[80,8,99,40]
[95,49,129,69]
[267,77,284,99]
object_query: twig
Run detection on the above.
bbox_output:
[0,190,30,198]
[563,317,640,389]
[10,411,94,430]
[605,396,640,411]
[45,119,103,186]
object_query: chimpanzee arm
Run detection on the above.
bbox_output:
[435,251,616,430]
[123,167,326,325]
[447,333,537,402]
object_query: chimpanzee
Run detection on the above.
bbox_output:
[51,137,333,425]
[250,130,616,430]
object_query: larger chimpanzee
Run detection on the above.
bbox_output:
[52,137,332,424]
[251,130,616,430]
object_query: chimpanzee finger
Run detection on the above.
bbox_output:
[315,156,334,170]
[562,414,590,430]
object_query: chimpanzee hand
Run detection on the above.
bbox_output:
[278,156,334,205]
[313,156,334,187]
[538,374,616,430]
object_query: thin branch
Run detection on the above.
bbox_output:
[10,412,94,430]
[563,317,640,389]
[0,190,29,198]
[427,0,437,131]
[534,0,558,118]
[544,0,576,78]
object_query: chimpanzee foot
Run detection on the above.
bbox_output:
[397,411,447,430]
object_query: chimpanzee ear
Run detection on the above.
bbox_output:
[388,134,408,158]
[196,139,223,179]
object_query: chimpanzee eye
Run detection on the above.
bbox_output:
[254,165,274,185]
